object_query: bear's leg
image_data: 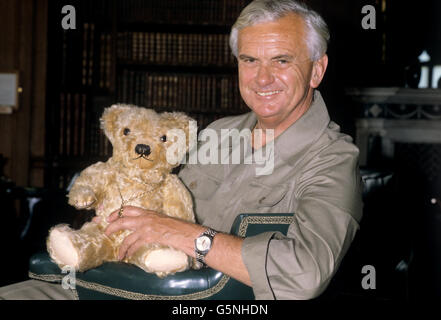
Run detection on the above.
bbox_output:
[128,245,190,277]
[47,222,116,272]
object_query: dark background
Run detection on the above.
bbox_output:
[0,0,440,300]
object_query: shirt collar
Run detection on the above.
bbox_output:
[240,90,331,167]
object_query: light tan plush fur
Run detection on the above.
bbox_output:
[47,104,198,277]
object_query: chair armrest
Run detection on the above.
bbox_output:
[29,213,294,300]
[231,213,294,237]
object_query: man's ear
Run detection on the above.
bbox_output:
[100,104,130,144]
[310,54,328,88]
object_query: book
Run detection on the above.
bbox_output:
[82,23,89,86]
[59,92,65,156]
[88,24,95,86]
[80,94,86,156]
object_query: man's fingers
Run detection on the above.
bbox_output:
[107,210,120,223]
[105,216,136,236]
[118,232,140,260]
[126,240,147,260]
[107,206,146,223]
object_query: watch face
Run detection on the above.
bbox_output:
[196,235,211,251]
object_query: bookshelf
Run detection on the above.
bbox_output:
[45,0,251,189]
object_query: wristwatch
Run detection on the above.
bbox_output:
[194,228,217,267]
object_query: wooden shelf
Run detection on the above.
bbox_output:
[117,61,237,73]
[117,22,232,34]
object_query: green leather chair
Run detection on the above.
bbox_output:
[28,213,294,300]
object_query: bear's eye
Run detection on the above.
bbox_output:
[160,135,167,142]
[123,128,130,136]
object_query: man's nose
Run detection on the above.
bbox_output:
[255,64,275,87]
[135,144,151,156]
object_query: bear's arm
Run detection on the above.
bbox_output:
[68,161,111,210]
[161,174,195,223]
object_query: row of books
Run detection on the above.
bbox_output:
[58,92,88,158]
[117,32,236,66]
[65,26,239,90]
[99,32,112,89]
[81,23,95,87]
[116,70,249,114]
[117,0,251,25]
[60,23,113,90]
[82,24,112,89]
[57,92,112,159]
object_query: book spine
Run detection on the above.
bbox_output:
[59,92,65,156]
[66,92,71,156]
[106,33,112,89]
[89,24,95,86]
[132,32,138,62]
[80,94,86,156]
[146,73,153,107]
[73,93,80,156]
[82,23,89,86]
[100,33,105,88]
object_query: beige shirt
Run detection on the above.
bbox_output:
[178,91,363,300]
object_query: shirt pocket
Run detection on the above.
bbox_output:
[242,182,289,209]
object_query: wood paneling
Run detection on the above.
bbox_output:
[0,0,18,183]
[0,0,47,187]
[29,0,48,186]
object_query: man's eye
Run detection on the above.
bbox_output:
[160,135,167,142]
[123,128,130,136]
[275,59,292,66]
[242,58,256,63]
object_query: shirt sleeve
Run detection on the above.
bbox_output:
[242,140,363,300]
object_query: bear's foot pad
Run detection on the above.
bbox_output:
[144,248,189,276]
[48,229,79,269]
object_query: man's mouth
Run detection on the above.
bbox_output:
[256,90,282,97]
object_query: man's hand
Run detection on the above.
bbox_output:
[104,206,202,261]
[103,205,251,287]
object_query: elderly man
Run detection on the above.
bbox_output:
[103,0,362,300]
[0,0,362,300]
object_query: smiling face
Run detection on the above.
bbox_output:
[237,13,328,132]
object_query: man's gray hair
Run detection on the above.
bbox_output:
[229,0,330,61]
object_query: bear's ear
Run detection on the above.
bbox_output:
[159,112,196,152]
[100,104,130,144]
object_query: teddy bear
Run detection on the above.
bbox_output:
[46,104,198,277]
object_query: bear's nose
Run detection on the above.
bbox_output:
[135,144,151,156]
